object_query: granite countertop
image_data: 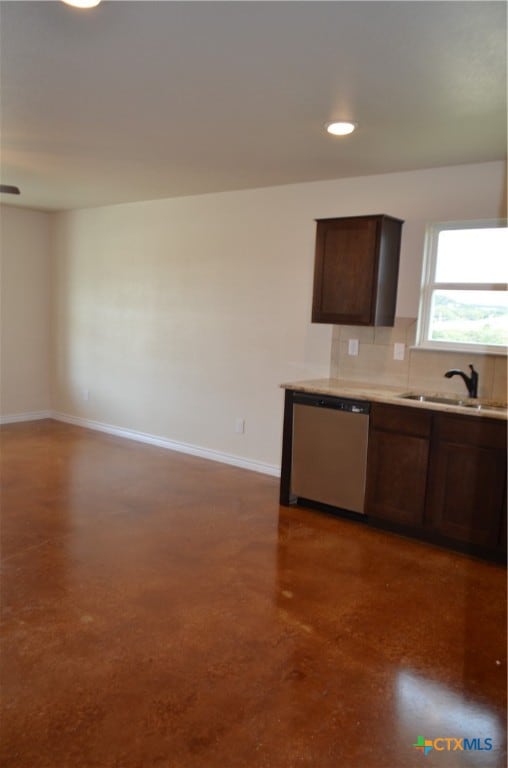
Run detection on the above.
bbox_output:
[281,378,508,421]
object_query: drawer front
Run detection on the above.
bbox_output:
[370,403,432,438]
[434,412,506,450]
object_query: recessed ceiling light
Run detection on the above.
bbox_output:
[61,0,101,8]
[325,121,357,136]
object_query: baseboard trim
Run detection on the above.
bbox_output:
[52,411,281,478]
[0,410,52,425]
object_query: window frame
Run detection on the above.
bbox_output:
[416,219,508,356]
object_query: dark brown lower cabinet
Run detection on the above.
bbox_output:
[426,413,506,550]
[365,403,431,526]
[365,405,506,558]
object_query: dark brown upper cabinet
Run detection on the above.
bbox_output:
[312,214,404,326]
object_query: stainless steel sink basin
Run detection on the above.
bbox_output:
[398,393,507,412]
[460,403,508,412]
[401,394,466,406]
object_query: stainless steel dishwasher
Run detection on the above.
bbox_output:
[291,392,370,514]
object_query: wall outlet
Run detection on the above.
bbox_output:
[235,417,245,434]
[348,339,359,356]
[82,388,90,401]
[393,343,405,361]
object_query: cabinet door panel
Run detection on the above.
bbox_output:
[366,429,429,525]
[320,220,376,320]
[427,440,506,546]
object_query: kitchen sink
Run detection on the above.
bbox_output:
[460,403,508,412]
[401,394,466,405]
[398,393,507,412]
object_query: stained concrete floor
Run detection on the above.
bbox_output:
[0,419,506,768]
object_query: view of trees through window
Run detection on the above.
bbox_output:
[430,291,508,346]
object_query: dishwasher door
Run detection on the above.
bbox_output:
[291,397,370,514]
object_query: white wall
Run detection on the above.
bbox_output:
[50,161,505,469]
[0,205,52,418]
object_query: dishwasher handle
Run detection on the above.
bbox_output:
[292,391,370,415]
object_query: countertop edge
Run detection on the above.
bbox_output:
[281,379,508,421]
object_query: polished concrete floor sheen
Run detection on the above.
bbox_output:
[0,420,506,768]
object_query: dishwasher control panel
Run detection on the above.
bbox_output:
[292,392,370,415]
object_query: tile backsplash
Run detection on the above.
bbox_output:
[330,317,507,401]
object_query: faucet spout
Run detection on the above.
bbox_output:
[444,364,478,398]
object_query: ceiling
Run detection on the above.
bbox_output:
[1,0,506,211]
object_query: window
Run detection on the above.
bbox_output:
[417,220,508,354]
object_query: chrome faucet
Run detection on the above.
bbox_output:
[444,364,479,398]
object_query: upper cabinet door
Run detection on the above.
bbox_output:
[311,214,403,326]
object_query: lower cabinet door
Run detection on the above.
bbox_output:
[365,429,429,526]
[426,437,506,547]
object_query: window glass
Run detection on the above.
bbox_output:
[435,228,508,283]
[429,290,508,347]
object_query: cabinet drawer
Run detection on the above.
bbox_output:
[371,403,432,438]
[434,413,506,449]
